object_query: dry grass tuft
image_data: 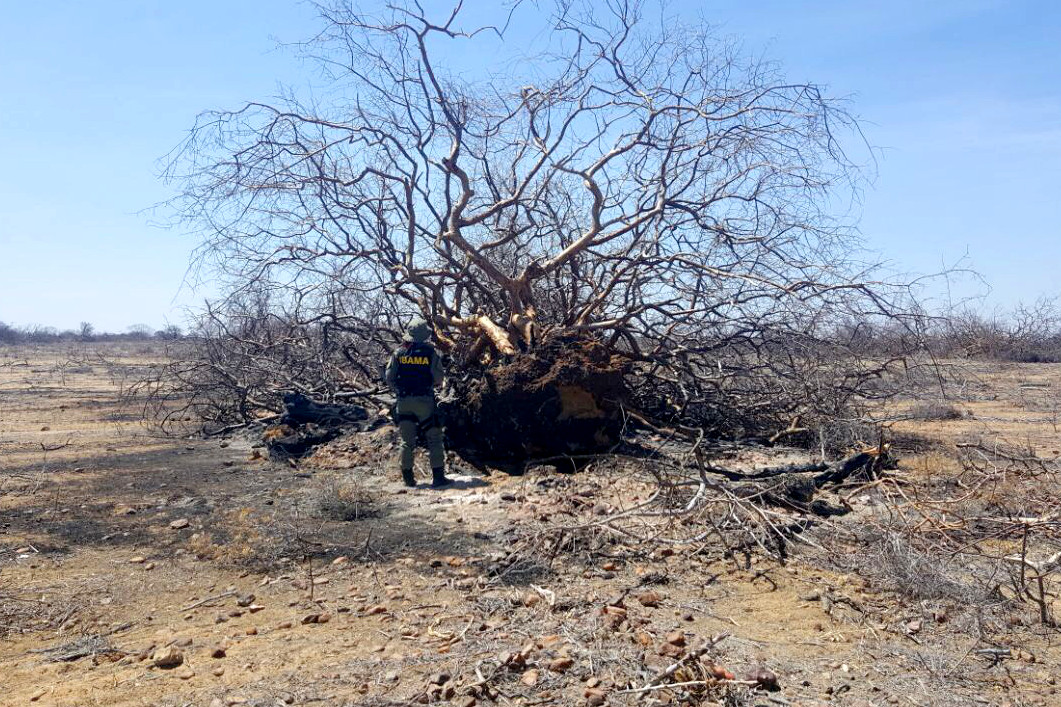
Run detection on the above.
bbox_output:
[309,476,380,522]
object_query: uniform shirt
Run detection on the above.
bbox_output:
[385,341,444,396]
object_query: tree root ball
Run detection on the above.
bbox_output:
[440,337,630,473]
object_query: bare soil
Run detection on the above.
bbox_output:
[2,345,1060,707]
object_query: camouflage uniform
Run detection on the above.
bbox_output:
[385,319,449,487]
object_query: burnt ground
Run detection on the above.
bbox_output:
[1,344,1060,707]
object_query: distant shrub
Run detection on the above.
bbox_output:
[908,402,964,421]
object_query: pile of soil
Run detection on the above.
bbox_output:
[441,336,630,472]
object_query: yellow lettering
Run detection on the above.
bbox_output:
[399,356,429,365]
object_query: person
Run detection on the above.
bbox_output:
[385,318,451,488]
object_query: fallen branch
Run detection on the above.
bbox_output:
[180,590,236,611]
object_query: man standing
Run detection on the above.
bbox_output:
[385,319,451,488]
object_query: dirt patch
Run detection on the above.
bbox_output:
[442,337,630,472]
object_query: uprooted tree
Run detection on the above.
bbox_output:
[161,0,926,467]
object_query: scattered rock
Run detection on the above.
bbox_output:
[276,621,294,630]
[584,687,607,706]
[245,626,258,636]
[213,667,225,677]
[658,642,684,658]
[30,689,47,702]
[129,556,146,564]
[665,631,686,647]
[549,657,574,672]
[637,591,662,608]
[521,669,540,686]
[236,594,255,607]
[151,647,184,669]
[905,619,923,635]
[176,667,195,680]
[169,518,190,530]
[746,667,780,691]
[301,613,320,624]
[429,672,450,685]
[211,647,227,659]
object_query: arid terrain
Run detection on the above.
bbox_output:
[2,343,1061,707]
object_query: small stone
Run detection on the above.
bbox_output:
[151,647,184,669]
[236,594,255,607]
[746,667,780,691]
[276,621,293,629]
[145,562,156,571]
[905,619,923,635]
[665,631,686,646]
[176,667,195,680]
[584,688,607,706]
[245,626,258,635]
[430,672,450,685]
[211,647,227,659]
[30,689,47,702]
[317,612,332,624]
[301,613,320,624]
[456,697,476,707]
[129,556,146,564]
[659,642,684,658]
[175,637,193,647]
[213,667,225,677]
[637,591,662,607]
[247,604,265,613]
[169,518,190,530]
[549,657,574,672]
[521,669,540,686]
[332,556,349,566]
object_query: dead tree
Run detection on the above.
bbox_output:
[164,0,925,460]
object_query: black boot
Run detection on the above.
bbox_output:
[431,467,452,488]
[401,468,416,488]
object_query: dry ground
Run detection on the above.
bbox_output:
[2,344,1060,707]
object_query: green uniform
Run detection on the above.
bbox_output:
[385,320,448,486]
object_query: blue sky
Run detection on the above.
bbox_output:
[1,0,1058,331]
